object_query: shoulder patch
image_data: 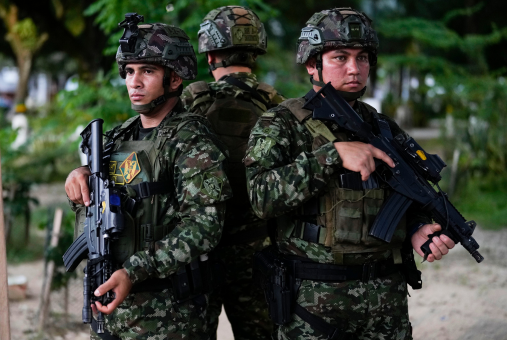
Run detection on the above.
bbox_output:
[252,137,276,158]
[201,172,223,200]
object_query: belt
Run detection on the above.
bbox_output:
[289,257,399,283]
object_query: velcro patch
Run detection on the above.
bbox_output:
[201,173,223,200]
[253,137,275,158]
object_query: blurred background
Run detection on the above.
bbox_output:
[0,0,506,339]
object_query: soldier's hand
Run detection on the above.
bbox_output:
[333,141,395,181]
[93,268,133,315]
[411,223,455,262]
[65,166,91,206]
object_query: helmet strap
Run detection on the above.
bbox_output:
[310,54,326,87]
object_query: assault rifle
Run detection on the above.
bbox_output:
[303,83,484,263]
[62,119,125,333]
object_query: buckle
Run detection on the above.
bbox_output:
[361,262,376,283]
[137,182,150,198]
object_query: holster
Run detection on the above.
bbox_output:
[399,240,422,290]
[253,246,298,325]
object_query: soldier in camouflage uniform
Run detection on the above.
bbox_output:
[65,14,231,340]
[245,8,455,340]
[180,6,284,340]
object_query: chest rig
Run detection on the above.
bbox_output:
[280,98,407,258]
[105,113,201,263]
[186,77,277,228]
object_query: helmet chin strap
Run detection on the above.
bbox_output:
[131,68,183,114]
[310,53,367,102]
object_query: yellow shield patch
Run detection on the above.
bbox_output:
[119,152,141,184]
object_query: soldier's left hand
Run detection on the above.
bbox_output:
[411,223,455,262]
[93,268,133,315]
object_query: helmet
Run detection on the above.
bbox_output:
[198,6,267,70]
[116,13,197,112]
[296,8,378,66]
[296,8,378,98]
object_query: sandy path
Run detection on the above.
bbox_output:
[7,226,506,339]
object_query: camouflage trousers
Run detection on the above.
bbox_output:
[207,237,273,340]
[278,271,412,340]
[90,288,209,340]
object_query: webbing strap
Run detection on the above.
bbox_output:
[294,304,352,340]
[222,76,269,108]
[127,181,171,199]
[91,318,120,340]
[293,258,399,282]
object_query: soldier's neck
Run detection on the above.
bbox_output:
[211,65,252,82]
[139,97,178,128]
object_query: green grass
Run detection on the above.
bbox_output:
[452,177,507,230]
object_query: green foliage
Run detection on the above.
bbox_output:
[11,18,41,49]
[453,176,507,229]
[378,6,507,178]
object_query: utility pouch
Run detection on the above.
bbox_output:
[253,246,293,325]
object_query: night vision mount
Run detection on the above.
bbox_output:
[118,13,144,53]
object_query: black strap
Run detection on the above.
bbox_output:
[293,258,399,283]
[91,318,120,340]
[221,76,270,108]
[294,304,352,340]
[128,181,172,199]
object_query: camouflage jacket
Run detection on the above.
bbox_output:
[244,97,432,263]
[181,72,285,236]
[104,100,232,284]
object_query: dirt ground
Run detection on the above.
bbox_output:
[7,225,506,340]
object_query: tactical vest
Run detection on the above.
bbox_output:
[104,113,206,263]
[279,98,406,257]
[185,79,278,228]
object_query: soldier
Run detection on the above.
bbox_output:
[65,15,231,339]
[181,5,285,340]
[245,8,455,340]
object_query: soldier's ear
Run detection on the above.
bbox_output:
[169,71,182,91]
[207,52,216,65]
[306,57,317,76]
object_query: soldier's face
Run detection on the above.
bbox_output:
[306,48,369,92]
[125,63,165,105]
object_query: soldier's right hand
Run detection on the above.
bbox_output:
[65,166,92,206]
[333,141,395,181]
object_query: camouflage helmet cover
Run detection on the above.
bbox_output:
[198,6,267,55]
[116,23,197,80]
[296,8,379,66]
